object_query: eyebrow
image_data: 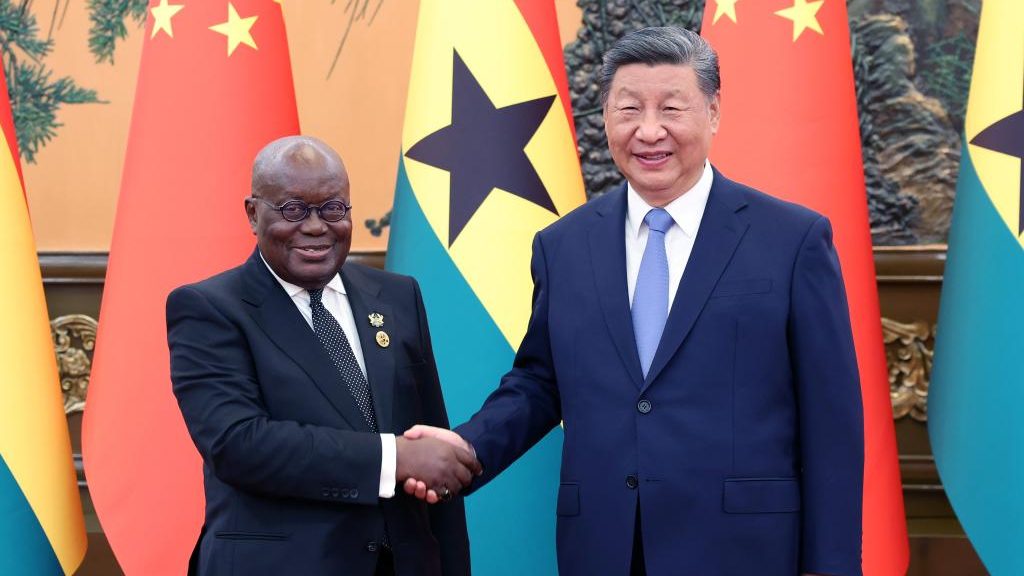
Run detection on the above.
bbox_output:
[615,87,684,99]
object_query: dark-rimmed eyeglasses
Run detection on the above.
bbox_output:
[251,197,351,222]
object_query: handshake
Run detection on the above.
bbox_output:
[395,425,481,504]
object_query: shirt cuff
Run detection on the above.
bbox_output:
[379,433,397,498]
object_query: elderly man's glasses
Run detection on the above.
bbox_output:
[251,197,351,222]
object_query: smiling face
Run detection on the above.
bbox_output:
[603,63,720,206]
[245,142,352,289]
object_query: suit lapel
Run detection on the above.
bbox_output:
[588,186,645,388]
[242,251,371,432]
[642,174,749,391]
[341,265,396,434]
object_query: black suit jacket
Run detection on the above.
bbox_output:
[167,249,470,576]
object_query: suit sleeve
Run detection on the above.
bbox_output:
[410,279,472,576]
[455,233,562,493]
[167,285,383,505]
[788,216,865,576]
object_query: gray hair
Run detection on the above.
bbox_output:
[599,27,720,105]
[250,135,346,197]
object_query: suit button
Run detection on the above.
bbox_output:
[637,399,652,414]
[350,489,359,499]
[366,541,379,553]
[626,475,639,489]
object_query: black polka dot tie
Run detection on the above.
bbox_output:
[310,288,390,546]
[308,288,379,433]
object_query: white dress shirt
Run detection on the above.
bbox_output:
[625,160,714,309]
[261,254,397,498]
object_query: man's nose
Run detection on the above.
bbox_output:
[300,210,328,234]
[635,112,667,143]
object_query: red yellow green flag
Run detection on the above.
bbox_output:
[387,0,585,572]
[82,1,299,574]
[930,2,1024,574]
[701,1,909,574]
[0,58,87,576]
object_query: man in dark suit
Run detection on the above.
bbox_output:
[405,27,865,576]
[167,136,480,576]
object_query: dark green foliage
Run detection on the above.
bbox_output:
[0,0,100,163]
[10,61,100,162]
[0,0,50,58]
[918,32,974,131]
[666,0,703,32]
[87,0,147,64]
[365,210,391,237]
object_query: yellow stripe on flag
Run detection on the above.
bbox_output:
[402,0,584,348]
[964,0,1024,248]
[0,129,86,573]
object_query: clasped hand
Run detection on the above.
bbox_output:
[395,425,479,504]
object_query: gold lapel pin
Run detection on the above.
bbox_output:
[368,313,384,328]
[375,330,390,348]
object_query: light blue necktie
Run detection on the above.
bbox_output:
[632,208,675,378]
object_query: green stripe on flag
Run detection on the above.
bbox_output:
[387,156,562,574]
[0,454,65,576]
[931,142,1024,576]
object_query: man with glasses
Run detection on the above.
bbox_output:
[167,135,478,576]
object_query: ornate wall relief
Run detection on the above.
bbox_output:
[882,317,933,422]
[51,314,98,416]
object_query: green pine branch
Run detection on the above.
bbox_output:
[87,0,147,64]
[0,0,51,59]
[0,0,100,163]
[9,60,100,162]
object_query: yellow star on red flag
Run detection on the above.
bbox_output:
[209,2,258,56]
[150,0,184,39]
[711,0,740,25]
[775,0,825,41]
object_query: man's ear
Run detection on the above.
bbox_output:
[708,92,721,135]
[244,198,258,235]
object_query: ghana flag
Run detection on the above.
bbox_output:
[386,0,584,573]
[0,60,87,574]
[930,1,1024,574]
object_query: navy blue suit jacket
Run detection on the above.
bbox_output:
[167,250,470,576]
[456,172,864,576]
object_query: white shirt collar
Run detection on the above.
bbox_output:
[626,159,713,239]
[259,251,347,298]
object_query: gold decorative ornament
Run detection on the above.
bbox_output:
[368,313,384,328]
[51,314,99,415]
[882,317,933,422]
[375,330,390,348]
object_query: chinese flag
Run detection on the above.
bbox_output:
[82,2,299,575]
[701,1,908,575]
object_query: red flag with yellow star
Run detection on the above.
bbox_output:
[701,1,909,575]
[82,1,299,574]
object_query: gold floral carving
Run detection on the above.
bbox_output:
[882,317,933,422]
[51,314,98,415]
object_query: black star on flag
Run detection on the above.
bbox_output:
[970,77,1024,235]
[405,50,559,246]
